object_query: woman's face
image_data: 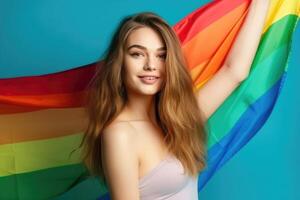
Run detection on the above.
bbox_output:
[123,27,166,96]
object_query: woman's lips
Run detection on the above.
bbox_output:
[138,76,159,84]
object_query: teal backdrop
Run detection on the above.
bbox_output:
[1,0,299,199]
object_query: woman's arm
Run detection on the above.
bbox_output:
[101,122,140,200]
[196,0,270,122]
[224,0,270,79]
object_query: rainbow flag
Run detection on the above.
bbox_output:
[0,0,299,199]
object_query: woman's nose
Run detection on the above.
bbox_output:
[143,55,156,70]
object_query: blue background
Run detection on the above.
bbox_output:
[1,0,299,199]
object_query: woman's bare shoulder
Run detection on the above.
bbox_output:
[101,118,139,154]
[101,120,140,200]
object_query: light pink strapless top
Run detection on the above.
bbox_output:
[138,154,199,200]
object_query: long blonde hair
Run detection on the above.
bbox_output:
[79,11,207,180]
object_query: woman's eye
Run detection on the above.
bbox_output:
[158,54,166,59]
[130,52,143,57]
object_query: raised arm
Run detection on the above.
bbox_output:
[101,122,140,200]
[196,0,270,122]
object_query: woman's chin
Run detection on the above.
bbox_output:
[133,88,160,96]
[141,90,160,96]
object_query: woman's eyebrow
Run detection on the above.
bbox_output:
[127,44,166,51]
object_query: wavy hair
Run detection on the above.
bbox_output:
[78,11,208,180]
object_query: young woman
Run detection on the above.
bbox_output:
[80,1,270,199]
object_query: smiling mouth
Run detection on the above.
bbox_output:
[137,76,159,79]
[138,76,160,84]
[138,77,159,80]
